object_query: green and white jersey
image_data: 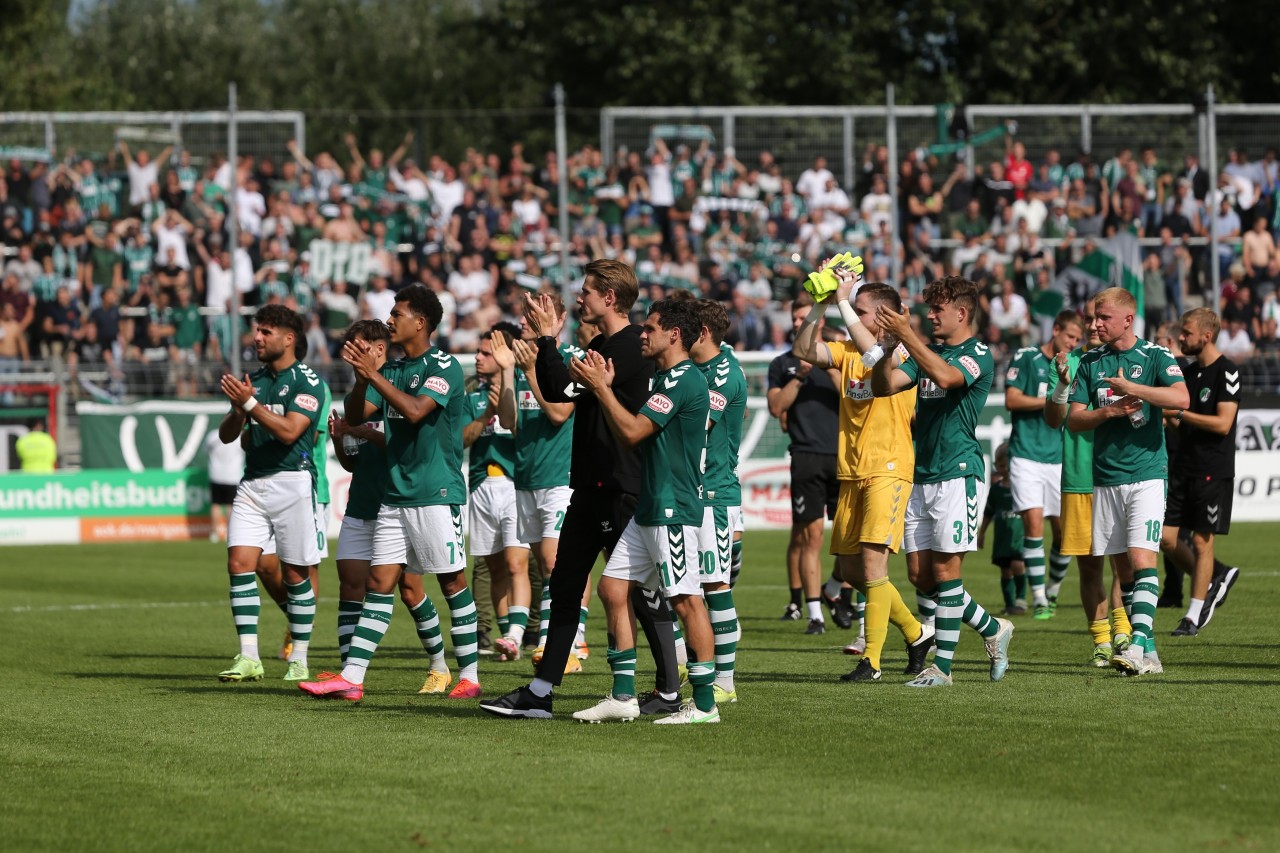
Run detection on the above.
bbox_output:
[314,380,332,505]
[344,386,387,521]
[1051,347,1095,493]
[900,337,994,484]
[171,303,203,350]
[697,345,746,507]
[176,165,199,192]
[122,243,153,291]
[259,278,290,303]
[32,274,62,303]
[379,347,467,507]
[636,359,710,527]
[466,380,516,492]
[242,361,324,480]
[78,172,107,215]
[1006,346,1062,464]
[513,343,582,491]
[1068,338,1185,487]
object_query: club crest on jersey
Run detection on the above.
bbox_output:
[296,393,319,412]
[647,393,674,414]
[1166,364,1183,377]
[959,355,981,378]
[410,374,421,389]
[709,390,727,411]
[425,376,450,394]
[1200,387,1211,402]
[1006,367,1019,381]
[278,384,289,397]
[1129,365,1143,379]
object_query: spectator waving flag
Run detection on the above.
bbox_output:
[1054,231,1146,333]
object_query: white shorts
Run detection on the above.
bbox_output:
[1010,456,1062,516]
[336,514,376,562]
[372,504,467,575]
[516,485,573,543]
[228,472,322,566]
[603,518,703,598]
[697,505,743,586]
[1093,480,1167,556]
[469,476,529,556]
[263,501,329,559]
[904,477,984,554]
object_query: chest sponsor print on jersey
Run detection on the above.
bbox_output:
[647,393,674,415]
[845,379,872,400]
[920,378,946,399]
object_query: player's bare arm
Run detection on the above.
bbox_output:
[220,372,311,444]
[876,304,966,390]
[1163,401,1239,436]
[1066,397,1142,432]
[569,350,657,449]
[344,339,438,424]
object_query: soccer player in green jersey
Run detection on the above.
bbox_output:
[1045,302,1137,667]
[491,295,592,667]
[568,298,720,724]
[1003,310,1084,619]
[689,298,747,704]
[872,276,1015,687]
[328,320,452,694]
[1067,287,1189,675]
[216,305,324,684]
[465,325,533,663]
[301,284,481,702]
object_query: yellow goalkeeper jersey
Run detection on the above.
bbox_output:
[828,340,915,482]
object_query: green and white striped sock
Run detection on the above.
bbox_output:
[538,583,551,647]
[917,589,937,624]
[933,579,964,676]
[1047,548,1071,598]
[507,605,530,646]
[409,595,448,672]
[1024,536,1048,606]
[672,621,688,668]
[688,660,716,712]
[961,591,999,638]
[446,587,479,683]
[284,578,316,664]
[705,589,739,690]
[576,605,589,646]
[497,613,510,637]
[1130,569,1160,654]
[229,573,260,660]
[341,592,395,685]
[337,599,362,664]
[1120,582,1135,617]
[607,646,637,699]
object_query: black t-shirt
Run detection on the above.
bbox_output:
[91,305,121,343]
[767,350,839,455]
[1173,354,1240,478]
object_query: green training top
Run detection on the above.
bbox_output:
[314,380,332,504]
[513,343,582,491]
[1050,347,1094,494]
[1068,338,1185,487]
[899,337,994,484]
[343,386,387,521]
[697,345,747,507]
[241,361,323,480]
[1005,345,1063,464]
[379,347,467,507]
[636,359,710,527]
[467,380,516,492]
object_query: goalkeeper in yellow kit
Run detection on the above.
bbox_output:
[792,261,935,681]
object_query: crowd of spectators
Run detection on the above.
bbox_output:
[1,128,1278,400]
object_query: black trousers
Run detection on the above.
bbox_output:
[536,488,678,692]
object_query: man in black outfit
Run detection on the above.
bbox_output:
[1161,308,1242,636]
[481,259,681,719]
[766,294,849,635]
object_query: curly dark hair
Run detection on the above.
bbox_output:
[395,283,444,335]
[648,298,702,353]
[921,275,978,317]
[255,304,306,342]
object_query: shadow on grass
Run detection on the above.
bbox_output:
[93,653,229,661]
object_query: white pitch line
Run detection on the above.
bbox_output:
[4,600,221,614]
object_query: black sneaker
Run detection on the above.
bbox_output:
[477,630,494,656]
[521,633,539,651]
[479,686,553,719]
[637,690,682,716]
[804,617,826,635]
[904,623,936,675]
[824,593,856,630]
[840,658,882,682]
[1199,566,1240,628]
[1171,617,1199,637]
[1156,591,1183,609]
[779,602,803,621]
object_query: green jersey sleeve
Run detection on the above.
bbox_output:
[1151,346,1186,387]
[640,385,683,430]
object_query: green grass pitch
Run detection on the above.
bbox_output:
[2,525,1278,851]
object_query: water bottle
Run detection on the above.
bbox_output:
[1128,404,1147,428]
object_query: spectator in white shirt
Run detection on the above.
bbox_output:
[447,254,493,316]
[796,155,835,201]
[151,209,192,270]
[859,174,894,234]
[988,277,1030,348]
[361,274,397,322]
[120,140,173,209]
[235,177,267,237]
[1216,317,1255,359]
[427,165,465,225]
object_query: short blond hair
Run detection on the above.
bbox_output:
[1183,306,1221,337]
[1094,287,1137,313]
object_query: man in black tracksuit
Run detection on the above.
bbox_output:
[481,259,680,718]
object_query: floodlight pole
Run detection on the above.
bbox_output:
[228,82,241,379]
[1205,84,1221,312]
[555,83,572,340]
[886,84,903,287]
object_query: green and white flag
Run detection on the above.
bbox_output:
[1055,230,1145,329]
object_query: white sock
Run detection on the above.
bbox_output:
[529,678,553,698]
[806,599,823,621]
[822,576,843,600]
[287,639,309,665]
[239,635,259,660]
[1186,598,1205,624]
